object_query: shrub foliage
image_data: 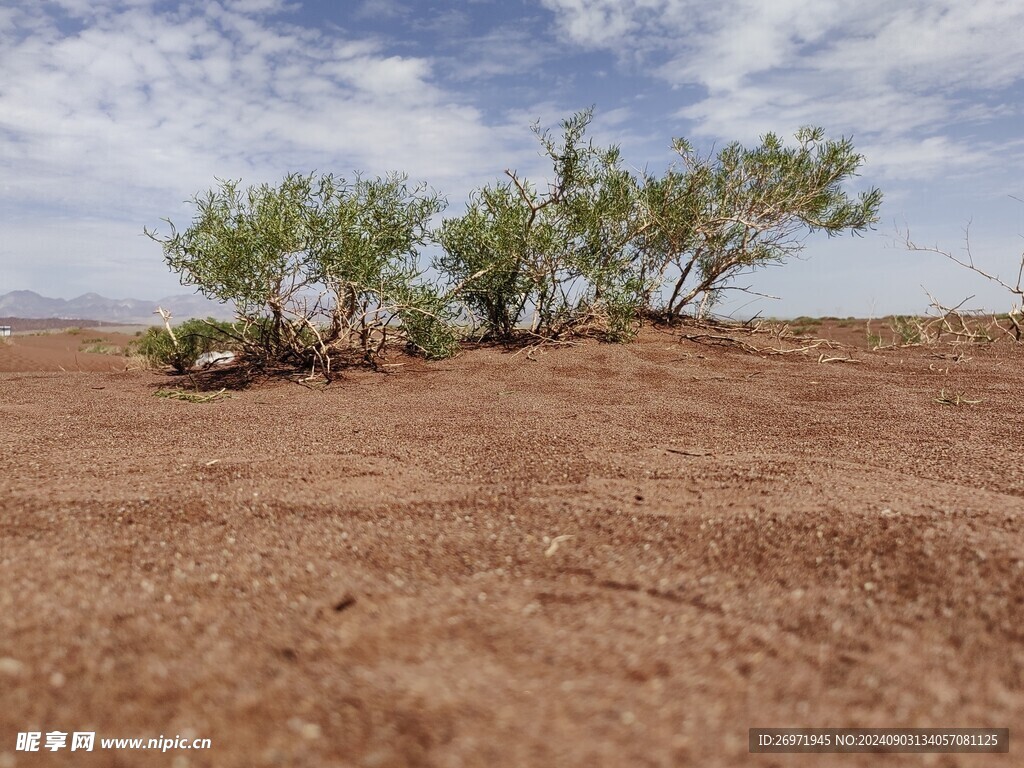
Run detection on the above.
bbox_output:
[148,112,882,371]
[438,110,649,341]
[130,317,239,373]
[146,172,455,376]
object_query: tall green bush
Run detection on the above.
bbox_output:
[437,109,649,341]
[643,127,882,318]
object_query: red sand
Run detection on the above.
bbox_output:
[0,330,137,373]
[1,326,1021,767]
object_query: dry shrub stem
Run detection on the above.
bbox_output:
[900,223,1024,343]
[680,317,845,357]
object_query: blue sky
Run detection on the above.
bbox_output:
[1,0,1023,317]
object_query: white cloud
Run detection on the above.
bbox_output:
[0,2,520,208]
[0,1,542,297]
[856,137,994,182]
[541,0,1024,181]
[538,0,654,48]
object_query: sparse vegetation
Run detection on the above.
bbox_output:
[80,342,123,355]
[146,172,456,378]
[128,317,239,373]
[146,111,882,376]
[791,316,823,327]
[934,388,983,407]
[890,315,922,346]
[154,387,231,403]
[902,219,1024,342]
[869,301,1008,350]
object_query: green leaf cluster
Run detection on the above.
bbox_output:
[146,172,450,371]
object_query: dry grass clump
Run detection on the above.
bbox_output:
[80,342,123,355]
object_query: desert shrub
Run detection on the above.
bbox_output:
[890,315,922,345]
[438,115,881,340]
[437,109,649,341]
[129,318,238,373]
[146,172,455,375]
[642,127,882,318]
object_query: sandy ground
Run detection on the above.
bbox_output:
[0,325,1021,767]
[0,329,139,373]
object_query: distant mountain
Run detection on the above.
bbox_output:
[0,290,235,325]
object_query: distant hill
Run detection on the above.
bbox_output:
[0,290,235,326]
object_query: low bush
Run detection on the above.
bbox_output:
[129,318,239,373]
[146,172,455,376]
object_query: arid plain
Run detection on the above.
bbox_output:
[1,322,1021,767]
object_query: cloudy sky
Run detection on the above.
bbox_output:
[2,0,1023,317]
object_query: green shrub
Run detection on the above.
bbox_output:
[146,172,454,374]
[438,109,649,341]
[128,318,238,373]
[437,114,881,339]
[645,128,882,317]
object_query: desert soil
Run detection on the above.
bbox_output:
[1,324,1022,767]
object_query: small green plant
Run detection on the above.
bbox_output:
[65,326,83,335]
[890,315,922,345]
[128,317,238,373]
